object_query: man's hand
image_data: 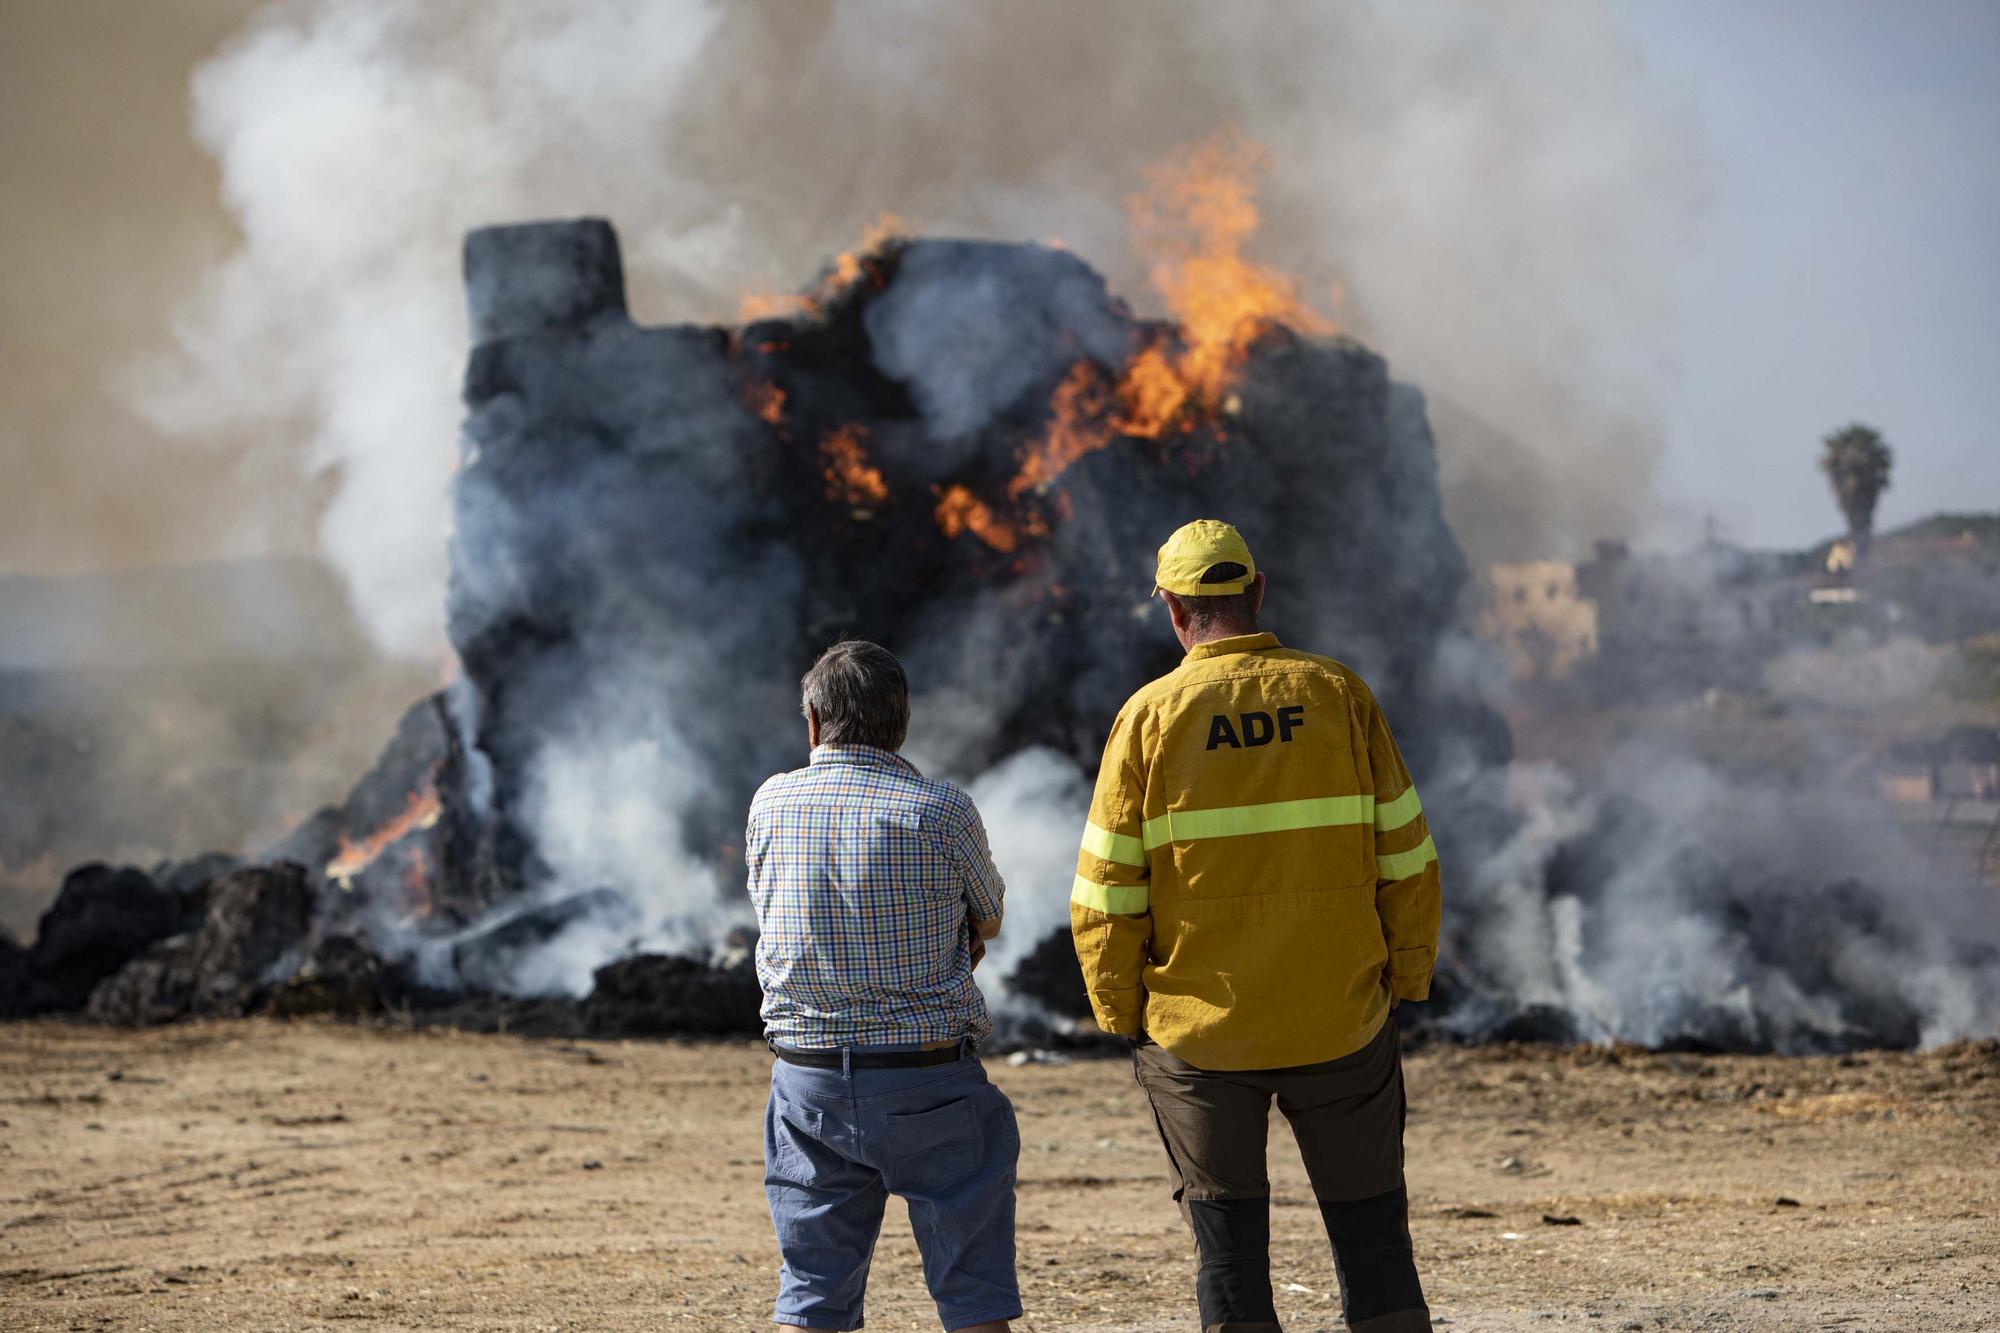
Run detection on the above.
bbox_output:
[966,909,1001,970]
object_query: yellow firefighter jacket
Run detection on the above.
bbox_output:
[1070,632,1441,1071]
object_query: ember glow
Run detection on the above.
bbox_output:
[738,291,808,323]
[308,159,2000,1049]
[821,424,889,507]
[743,379,786,427]
[933,484,1020,554]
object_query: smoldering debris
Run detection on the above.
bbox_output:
[582,952,764,1039]
[14,863,208,1015]
[0,559,441,920]
[1007,926,1092,1023]
[0,854,764,1038]
[7,214,1487,1043]
[11,218,1997,1054]
[87,864,312,1025]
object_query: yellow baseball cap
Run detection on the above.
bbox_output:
[1153,519,1257,596]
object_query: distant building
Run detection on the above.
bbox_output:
[1940,726,2000,800]
[1875,743,1937,803]
[1872,729,2000,803]
[1477,513,2000,701]
[1479,561,1597,681]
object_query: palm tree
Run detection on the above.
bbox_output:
[1820,423,1893,558]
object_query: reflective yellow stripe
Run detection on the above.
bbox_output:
[1142,795,1374,849]
[1070,874,1149,915]
[1376,835,1437,882]
[1375,785,1424,833]
[1080,820,1146,867]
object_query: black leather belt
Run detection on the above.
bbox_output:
[770,1040,972,1069]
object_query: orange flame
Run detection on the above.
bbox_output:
[744,379,787,427]
[326,781,442,889]
[985,132,1324,516]
[1111,344,1190,440]
[1120,131,1331,436]
[1008,361,1115,500]
[934,485,1019,553]
[739,214,909,323]
[739,291,813,323]
[827,213,905,292]
[822,424,889,506]
[754,138,1326,560]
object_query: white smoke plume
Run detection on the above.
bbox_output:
[959,749,1095,994]
[140,0,1696,657]
[1460,746,1999,1050]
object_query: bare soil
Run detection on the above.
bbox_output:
[2,1021,1995,1331]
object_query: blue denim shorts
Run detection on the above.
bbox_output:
[764,1052,1021,1330]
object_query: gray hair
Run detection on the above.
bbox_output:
[801,640,910,751]
[1175,561,1260,635]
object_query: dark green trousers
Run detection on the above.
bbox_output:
[1134,1019,1430,1332]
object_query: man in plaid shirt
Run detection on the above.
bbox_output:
[746,640,1019,1332]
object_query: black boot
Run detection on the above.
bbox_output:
[1318,1188,1430,1331]
[1186,1195,1282,1331]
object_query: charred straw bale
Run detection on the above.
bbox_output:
[190,864,315,1011]
[583,953,762,1038]
[266,934,392,1019]
[152,851,242,897]
[86,934,200,1026]
[24,864,202,1014]
[87,863,315,1025]
[1007,928,1093,1021]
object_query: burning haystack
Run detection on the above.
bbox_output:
[11,176,1994,1052]
[7,170,1509,1034]
[423,215,1497,997]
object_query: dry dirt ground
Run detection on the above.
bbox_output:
[2,1021,1995,1332]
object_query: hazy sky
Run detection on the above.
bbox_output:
[1,0,1994,584]
[1614,0,2000,547]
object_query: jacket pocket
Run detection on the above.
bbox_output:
[881,1097,982,1193]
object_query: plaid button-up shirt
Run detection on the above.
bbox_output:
[747,744,1007,1049]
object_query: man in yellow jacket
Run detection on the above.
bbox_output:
[1071,519,1439,1333]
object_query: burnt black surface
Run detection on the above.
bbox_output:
[1007,927,1093,1021]
[85,933,200,1026]
[87,863,315,1024]
[24,864,201,1014]
[267,933,391,1018]
[584,953,762,1037]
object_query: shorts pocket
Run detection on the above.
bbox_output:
[766,1100,824,1182]
[882,1097,982,1193]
